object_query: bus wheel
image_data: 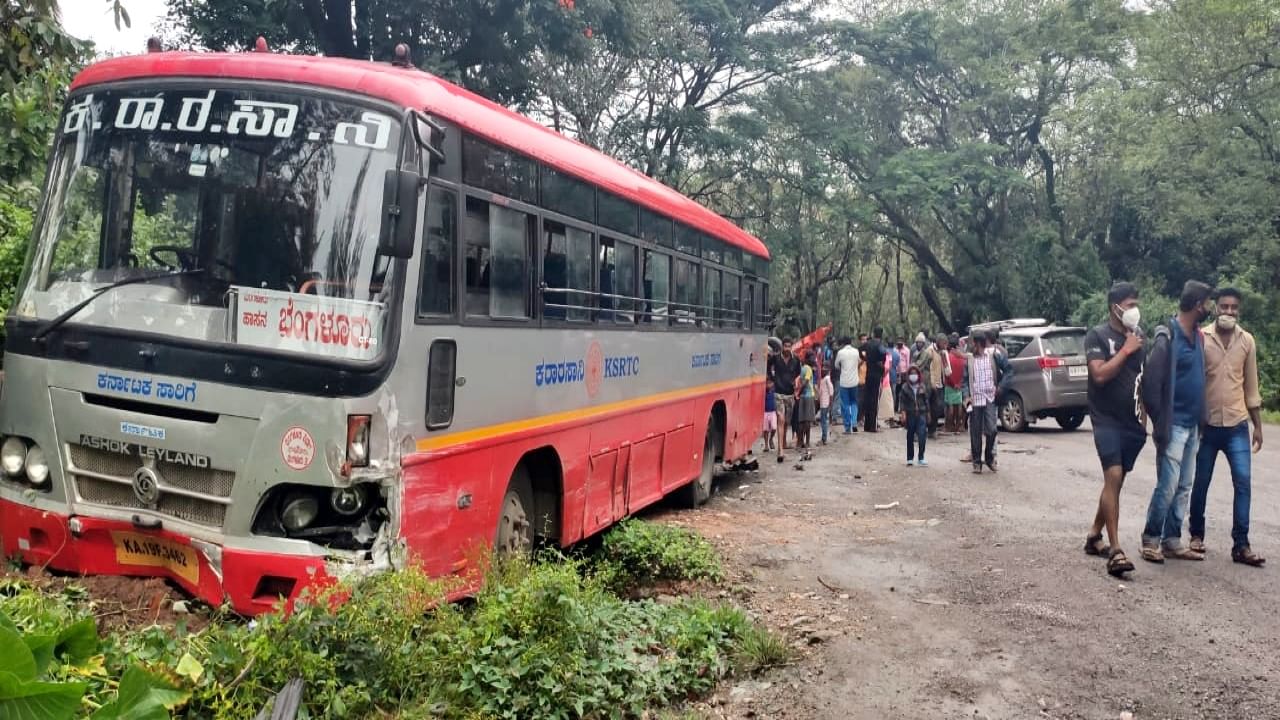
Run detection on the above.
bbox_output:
[495,468,534,556]
[677,424,716,508]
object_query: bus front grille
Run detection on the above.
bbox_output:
[66,444,235,529]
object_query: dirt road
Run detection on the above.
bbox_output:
[662,419,1280,720]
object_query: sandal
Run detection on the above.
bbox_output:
[1190,537,1206,554]
[1232,547,1266,567]
[1107,549,1135,577]
[1084,533,1110,558]
[1140,545,1165,564]
[1164,545,1204,561]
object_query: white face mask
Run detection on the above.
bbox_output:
[1115,304,1141,332]
[1217,315,1238,331]
[908,375,920,385]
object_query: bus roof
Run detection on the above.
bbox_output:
[71,51,770,260]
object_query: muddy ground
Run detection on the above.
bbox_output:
[659,419,1280,720]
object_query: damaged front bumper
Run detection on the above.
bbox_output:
[0,497,402,615]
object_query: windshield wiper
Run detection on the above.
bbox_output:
[32,268,208,343]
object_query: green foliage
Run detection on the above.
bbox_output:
[0,593,186,720]
[593,519,723,593]
[730,623,793,674]
[0,198,33,320]
[0,546,762,720]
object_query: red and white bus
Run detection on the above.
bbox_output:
[0,44,770,614]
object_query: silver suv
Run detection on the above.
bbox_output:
[967,319,1089,432]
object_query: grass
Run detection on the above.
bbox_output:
[592,519,724,594]
[731,622,795,673]
[1263,409,1280,426]
[0,520,776,720]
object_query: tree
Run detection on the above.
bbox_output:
[165,0,632,106]
[525,0,831,185]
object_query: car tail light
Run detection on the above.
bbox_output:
[1038,356,1065,370]
[347,414,371,467]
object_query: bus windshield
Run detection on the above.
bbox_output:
[16,84,403,361]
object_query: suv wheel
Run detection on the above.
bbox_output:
[1000,393,1028,432]
[1055,411,1086,431]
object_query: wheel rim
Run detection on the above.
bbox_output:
[1003,400,1023,428]
[496,491,531,555]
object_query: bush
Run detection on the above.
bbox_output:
[593,520,723,594]
[2,548,760,720]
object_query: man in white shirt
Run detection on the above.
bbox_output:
[834,337,862,434]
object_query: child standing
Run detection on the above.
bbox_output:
[897,366,930,466]
[795,356,817,453]
[763,382,777,452]
[817,365,834,446]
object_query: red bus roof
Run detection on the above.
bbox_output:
[71,52,770,260]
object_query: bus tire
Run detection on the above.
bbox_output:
[495,467,534,556]
[676,424,716,508]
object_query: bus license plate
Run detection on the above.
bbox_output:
[1069,366,1087,378]
[110,531,199,585]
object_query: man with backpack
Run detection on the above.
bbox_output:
[962,330,1013,475]
[1139,281,1212,563]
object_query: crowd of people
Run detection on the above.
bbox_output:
[764,327,1014,470]
[764,279,1265,581]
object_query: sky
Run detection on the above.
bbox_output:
[60,0,171,56]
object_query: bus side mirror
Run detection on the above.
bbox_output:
[379,168,421,259]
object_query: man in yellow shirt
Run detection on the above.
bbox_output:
[1189,288,1265,567]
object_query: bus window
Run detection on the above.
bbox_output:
[675,223,700,257]
[418,186,457,317]
[700,233,722,265]
[722,273,740,328]
[598,192,638,237]
[541,166,594,223]
[426,339,457,429]
[599,237,636,324]
[461,136,536,204]
[642,250,669,324]
[543,220,593,322]
[465,196,531,319]
[744,282,756,331]
[672,258,699,326]
[641,208,672,248]
[702,268,720,328]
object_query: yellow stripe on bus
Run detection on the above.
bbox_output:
[415,376,759,453]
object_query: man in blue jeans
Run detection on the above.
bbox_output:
[1139,281,1212,563]
[834,337,861,434]
[1189,288,1266,567]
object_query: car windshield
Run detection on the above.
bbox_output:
[15,84,403,361]
[1041,331,1085,357]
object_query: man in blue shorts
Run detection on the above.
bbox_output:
[1082,282,1147,577]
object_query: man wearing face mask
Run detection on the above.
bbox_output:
[1138,280,1213,563]
[1082,282,1147,578]
[1189,287,1266,567]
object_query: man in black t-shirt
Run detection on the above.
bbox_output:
[768,337,802,462]
[1082,282,1147,578]
[862,327,887,432]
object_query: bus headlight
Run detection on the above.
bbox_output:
[280,492,320,532]
[330,485,367,516]
[1,437,26,476]
[347,415,371,467]
[24,445,49,487]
